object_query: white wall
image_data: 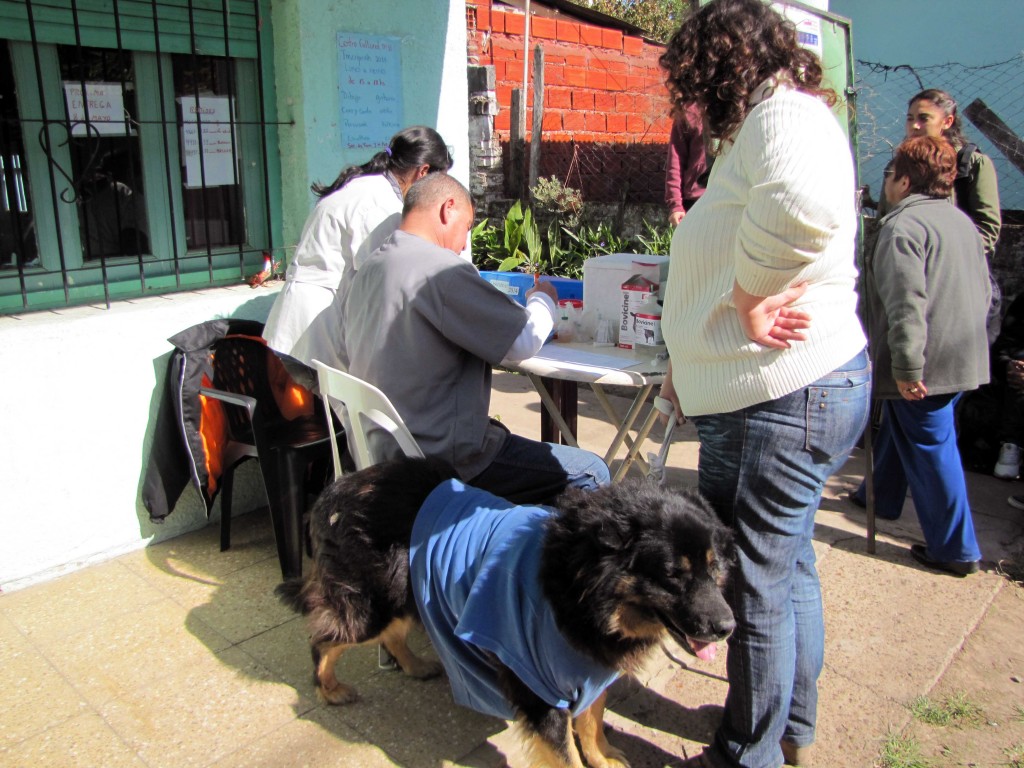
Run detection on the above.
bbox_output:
[0,286,277,591]
[0,0,471,591]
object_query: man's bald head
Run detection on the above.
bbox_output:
[403,172,472,217]
[400,173,474,254]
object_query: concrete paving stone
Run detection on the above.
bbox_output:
[208,706,398,768]
[603,672,728,766]
[318,655,507,768]
[28,596,231,709]
[119,505,278,589]
[0,559,167,643]
[0,611,90,750]
[820,543,1002,704]
[0,712,147,768]
[239,616,385,701]
[121,542,299,645]
[99,645,317,768]
[184,556,300,645]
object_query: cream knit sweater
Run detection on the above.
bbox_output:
[662,85,867,417]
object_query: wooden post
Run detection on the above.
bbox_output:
[964,98,1024,176]
[528,45,544,194]
[510,89,527,201]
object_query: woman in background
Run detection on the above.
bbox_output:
[904,89,1000,258]
[860,136,988,576]
[263,125,452,387]
[659,1,870,765]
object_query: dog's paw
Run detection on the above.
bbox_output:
[318,683,359,705]
[402,657,444,680]
[583,745,630,768]
[595,753,630,768]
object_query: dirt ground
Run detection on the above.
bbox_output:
[899,578,1024,768]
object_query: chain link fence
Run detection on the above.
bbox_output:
[854,55,1024,218]
[504,139,667,205]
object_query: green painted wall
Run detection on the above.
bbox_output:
[271,0,469,248]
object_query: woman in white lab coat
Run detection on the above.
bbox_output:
[263,125,452,387]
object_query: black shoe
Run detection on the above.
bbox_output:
[847,491,866,509]
[910,544,979,577]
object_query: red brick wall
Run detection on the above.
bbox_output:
[467,1,673,204]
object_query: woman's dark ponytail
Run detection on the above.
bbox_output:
[311,125,453,198]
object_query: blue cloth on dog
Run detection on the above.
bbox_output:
[410,479,619,720]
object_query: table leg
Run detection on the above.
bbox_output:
[592,384,661,481]
[529,373,579,447]
[612,404,662,483]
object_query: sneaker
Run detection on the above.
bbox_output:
[994,442,1021,480]
[1008,494,1024,511]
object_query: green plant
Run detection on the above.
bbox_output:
[1014,704,1024,723]
[909,692,983,728]
[634,219,674,256]
[470,201,544,275]
[877,730,931,768]
[1005,742,1024,768]
[544,219,584,279]
[561,221,631,260]
[531,176,584,229]
[505,201,543,274]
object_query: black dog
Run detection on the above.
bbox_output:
[277,457,734,768]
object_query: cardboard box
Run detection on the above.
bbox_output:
[618,275,661,349]
[582,254,668,342]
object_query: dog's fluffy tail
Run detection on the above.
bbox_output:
[275,578,309,614]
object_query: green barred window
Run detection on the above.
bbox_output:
[0,0,279,313]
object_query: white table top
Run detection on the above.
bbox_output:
[505,342,668,386]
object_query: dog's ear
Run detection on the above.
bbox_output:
[559,486,638,552]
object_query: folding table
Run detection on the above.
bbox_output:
[502,342,669,482]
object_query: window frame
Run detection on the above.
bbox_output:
[0,0,279,313]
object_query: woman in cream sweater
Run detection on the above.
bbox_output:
[659,1,870,765]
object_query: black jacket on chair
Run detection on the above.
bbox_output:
[143,318,266,521]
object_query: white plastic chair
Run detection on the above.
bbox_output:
[312,359,424,479]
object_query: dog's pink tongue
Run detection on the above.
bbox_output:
[688,638,717,661]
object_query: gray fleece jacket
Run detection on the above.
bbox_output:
[864,193,990,399]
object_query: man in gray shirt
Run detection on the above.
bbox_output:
[341,173,609,503]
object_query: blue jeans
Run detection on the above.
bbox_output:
[856,394,981,562]
[468,433,610,505]
[691,350,870,768]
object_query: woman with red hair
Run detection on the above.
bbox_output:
[859,135,989,578]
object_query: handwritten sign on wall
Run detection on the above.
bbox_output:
[337,32,403,151]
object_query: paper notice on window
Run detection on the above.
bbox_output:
[773,4,824,59]
[179,96,238,189]
[63,82,129,136]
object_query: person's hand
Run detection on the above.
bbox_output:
[527,280,558,303]
[658,362,686,425]
[733,281,811,349]
[669,210,685,227]
[1007,360,1024,391]
[896,379,927,401]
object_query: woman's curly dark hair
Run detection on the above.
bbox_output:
[660,0,836,147]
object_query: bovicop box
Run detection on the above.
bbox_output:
[582,254,669,343]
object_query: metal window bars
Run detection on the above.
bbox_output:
[0,0,286,313]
